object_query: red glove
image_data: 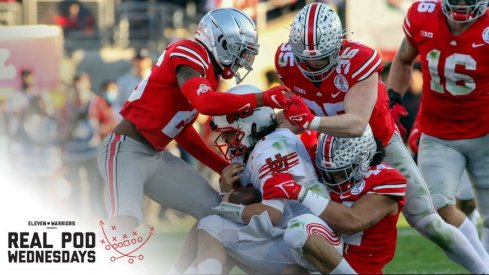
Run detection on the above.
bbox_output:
[262,173,304,200]
[284,95,318,129]
[390,103,408,138]
[262,85,291,109]
[407,126,421,153]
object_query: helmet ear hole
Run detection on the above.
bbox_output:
[221,39,228,50]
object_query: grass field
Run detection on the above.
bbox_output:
[138,214,468,274]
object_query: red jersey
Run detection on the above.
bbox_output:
[275,41,395,146]
[120,39,219,150]
[404,1,489,139]
[330,163,406,274]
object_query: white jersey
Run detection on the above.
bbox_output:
[240,128,327,227]
[198,128,328,273]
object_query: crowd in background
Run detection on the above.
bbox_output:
[0,0,422,226]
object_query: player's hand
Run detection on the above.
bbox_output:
[262,173,305,201]
[284,95,317,129]
[262,85,291,109]
[407,126,421,153]
[390,103,408,138]
[219,163,244,192]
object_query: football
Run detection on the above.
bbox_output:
[228,186,262,205]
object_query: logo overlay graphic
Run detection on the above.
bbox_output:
[99,220,155,264]
[7,220,96,263]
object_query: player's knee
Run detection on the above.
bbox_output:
[284,222,309,250]
[411,212,454,248]
[197,215,237,245]
[285,214,339,251]
[403,195,439,226]
[198,215,226,235]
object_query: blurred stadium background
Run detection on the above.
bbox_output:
[0,0,472,273]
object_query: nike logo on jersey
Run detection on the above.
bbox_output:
[331,91,341,98]
[472,43,485,48]
[339,193,351,199]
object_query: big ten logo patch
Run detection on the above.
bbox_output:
[259,152,299,179]
[98,220,154,264]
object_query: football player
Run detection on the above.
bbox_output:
[96,8,289,272]
[274,2,489,272]
[263,126,406,274]
[195,85,353,274]
[388,0,489,258]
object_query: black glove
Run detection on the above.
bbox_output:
[388,88,403,108]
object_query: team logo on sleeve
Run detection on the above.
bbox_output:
[197,84,211,95]
[333,75,348,92]
[482,27,489,44]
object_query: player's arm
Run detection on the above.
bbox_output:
[211,161,284,225]
[242,203,283,225]
[387,37,419,100]
[176,66,289,115]
[263,175,401,234]
[285,74,378,137]
[318,194,399,235]
[175,124,229,174]
[317,73,377,137]
[213,188,284,226]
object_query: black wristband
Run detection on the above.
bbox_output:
[388,88,402,108]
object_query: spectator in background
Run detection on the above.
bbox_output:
[114,48,152,113]
[89,80,120,140]
[60,73,104,218]
[5,69,60,190]
[54,0,95,37]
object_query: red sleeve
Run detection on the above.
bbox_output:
[348,44,383,83]
[175,125,229,174]
[180,77,257,115]
[274,43,293,88]
[367,164,407,201]
[403,2,419,48]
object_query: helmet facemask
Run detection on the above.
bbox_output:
[195,8,259,84]
[224,40,258,84]
[442,0,489,23]
[316,153,367,194]
[213,127,248,161]
[315,125,376,195]
[210,85,276,162]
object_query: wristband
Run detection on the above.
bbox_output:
[300,189,330,216]
[210,202,245,224]
[308,116,321,130]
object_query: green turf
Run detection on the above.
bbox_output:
[142,215,470,274]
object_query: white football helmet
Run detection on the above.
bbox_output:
[442,0,488,23]
[211,85,275,161]
[195,8,259,84]
[289,3,344,83]
[315,125,377,194]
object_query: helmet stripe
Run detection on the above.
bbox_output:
[323,135,334,168]
[306,3,320,51]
